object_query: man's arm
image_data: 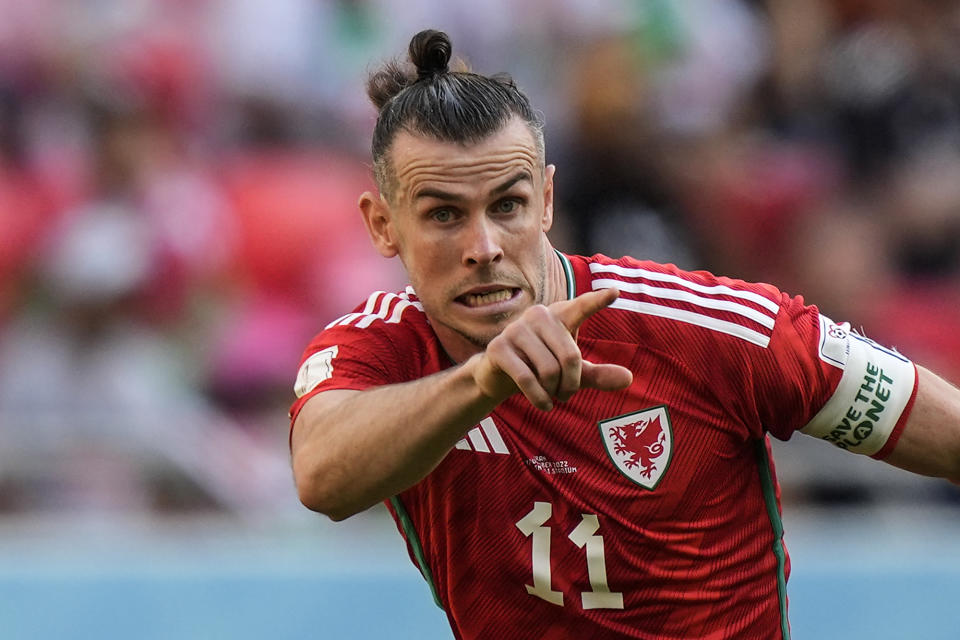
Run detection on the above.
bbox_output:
[291,288,633,521]
[883,366,960,482]
[292,367,497,521]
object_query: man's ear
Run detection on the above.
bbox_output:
[359,191,399,258]
[541,164,556,232]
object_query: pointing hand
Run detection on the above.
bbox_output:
[471,288,633,410]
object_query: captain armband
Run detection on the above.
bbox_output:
[801,316,916,456]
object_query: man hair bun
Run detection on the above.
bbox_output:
[366,29,453,111]
[367,27,543,192]
[409,29,452,81]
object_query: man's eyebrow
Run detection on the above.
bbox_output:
[413,187,464,202]
[412,170,532,202]
[491,170,532,196]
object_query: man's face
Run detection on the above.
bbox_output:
[363,118,556,361]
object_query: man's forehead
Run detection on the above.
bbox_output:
[388,120,541,191]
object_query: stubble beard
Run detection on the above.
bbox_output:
[449,251,548,351]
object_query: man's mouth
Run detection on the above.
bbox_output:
[457,288,519,308]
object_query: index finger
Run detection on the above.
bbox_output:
[550,288,620,333]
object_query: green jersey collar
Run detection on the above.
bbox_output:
[555,249,576,300]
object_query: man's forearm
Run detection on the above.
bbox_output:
[292,354,500,520]
[884,366,960,482]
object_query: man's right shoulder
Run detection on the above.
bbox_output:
[322,286,428,334]
[291,286,437,404]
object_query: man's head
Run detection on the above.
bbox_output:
[367,29,545,199]
[358,30,562,362]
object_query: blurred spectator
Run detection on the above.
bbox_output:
[848,147,960,382]
[557,32,692,265]
[0,85,58,323]
[211,126,406,411]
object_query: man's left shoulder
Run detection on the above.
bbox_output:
[579,254,785,350]
[584,254,776,295]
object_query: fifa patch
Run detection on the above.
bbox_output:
[817,314,850,369]
[294,345,339,398]
[599,406,673,490]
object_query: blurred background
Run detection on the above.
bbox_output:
[1,0,959,638]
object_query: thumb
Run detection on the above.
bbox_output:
[581,361,633,392]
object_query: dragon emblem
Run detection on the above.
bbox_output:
[609,415,666,479]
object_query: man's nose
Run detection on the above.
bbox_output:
[462,215,504,266]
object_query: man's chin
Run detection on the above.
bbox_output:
[460,323,506,350]
[426,302,524,359]
[451,314,513,350]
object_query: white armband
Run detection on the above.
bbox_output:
[801,316,916,455]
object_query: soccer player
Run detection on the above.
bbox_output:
[289,29,960,639]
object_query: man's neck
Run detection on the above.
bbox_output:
[546,245,569,306]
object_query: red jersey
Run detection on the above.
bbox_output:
[290,253,917,640]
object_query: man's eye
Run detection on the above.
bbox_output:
[496,199,521,214]
[432,209,455,223]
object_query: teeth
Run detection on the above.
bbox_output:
[463,289,512,307]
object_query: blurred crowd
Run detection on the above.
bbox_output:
[1,0,959,518]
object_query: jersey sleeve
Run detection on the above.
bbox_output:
[288,312,422,431]
[744,292,918,459]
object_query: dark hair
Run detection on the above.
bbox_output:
[367,29,544,196]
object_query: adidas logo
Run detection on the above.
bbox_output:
[454,417,509,455]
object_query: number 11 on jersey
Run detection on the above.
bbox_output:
[516,501,624,609]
